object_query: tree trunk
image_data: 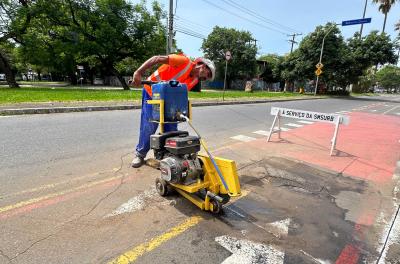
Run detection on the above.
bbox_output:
[110,66,129,90]
[382,13,387,34]
[283,81,289,92]
[70,71,77,85]
[0,50,19,88]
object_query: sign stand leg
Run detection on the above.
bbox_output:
[277,112,281,139]
[267,111,279,142]
[330,118,340,156]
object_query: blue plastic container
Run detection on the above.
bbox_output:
[151,80,188,122]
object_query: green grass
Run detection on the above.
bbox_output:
[0,87,306,104]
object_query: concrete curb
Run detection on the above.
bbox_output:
[0,97,325,116]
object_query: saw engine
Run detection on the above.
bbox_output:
[151,132,203,185]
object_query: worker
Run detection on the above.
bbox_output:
[131,54,216,168]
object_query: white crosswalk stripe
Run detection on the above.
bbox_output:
[230,135,256,142]
[286,123,303,128]
[297,120,314,124]
[253,130,269,136]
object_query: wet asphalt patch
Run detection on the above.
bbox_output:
[216,157,377,263]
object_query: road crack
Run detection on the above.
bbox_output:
[9,152,131,261]
[0,248,12,264]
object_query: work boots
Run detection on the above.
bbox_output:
[131,154,144,168]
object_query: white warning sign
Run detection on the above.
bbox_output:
[271,107,349,125]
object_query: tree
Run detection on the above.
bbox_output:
[258,54,283,83]
[280,24,398,92]
[376,65,400,92]
[372,0,398,33]
[201,26,258,88]
[281,23,350,88]
[0,0,35,87]
[355,67,376,93]
[25,0,167,89]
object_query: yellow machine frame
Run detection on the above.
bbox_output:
[147,98,241,213]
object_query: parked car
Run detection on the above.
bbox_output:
[0,73,5,81]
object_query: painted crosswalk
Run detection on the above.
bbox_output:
[297,120,314,125]
[253,130,270,136]
[230,111,351,143]
[230,135,256,142]
[286,123,303,128]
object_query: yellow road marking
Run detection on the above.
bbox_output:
[108,216,203,264]
[0,174,124,214]
[107,190,251,264]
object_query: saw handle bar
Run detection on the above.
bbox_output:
[140,80,159,85]
[141,80,180,87]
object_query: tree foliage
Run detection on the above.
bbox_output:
[25,0,167,89]
[376,65,400,92]
[281,23,398,91]
[0,0,35,87]
[201,26,258,86]
[281,23,350,86]
[258,54,283,83]
[1,0,167,89]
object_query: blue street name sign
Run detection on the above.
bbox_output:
[342,18,372,26]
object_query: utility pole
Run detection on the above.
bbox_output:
[288,33,302,53]
[359,0,368,38]
[168,0,174,54]
[285,33,302,92]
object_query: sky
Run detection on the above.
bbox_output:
[149,0,400,58]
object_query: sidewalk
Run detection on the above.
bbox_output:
[0,96,323,115]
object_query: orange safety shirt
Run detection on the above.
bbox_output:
[144,54,199,96]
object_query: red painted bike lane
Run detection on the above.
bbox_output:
[262,111,400,263]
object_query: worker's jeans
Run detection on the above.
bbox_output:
[135,89,177,158]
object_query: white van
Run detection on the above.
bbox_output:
[0,73,5,81]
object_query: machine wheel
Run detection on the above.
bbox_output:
[155,178,171,196]
[220,194,231,204]
[210,200,222,214]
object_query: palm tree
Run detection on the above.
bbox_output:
[396,21,400,31]
[372,0,397,33]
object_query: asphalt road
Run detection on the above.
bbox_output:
[1,94,400,264]
[2,95,399,194]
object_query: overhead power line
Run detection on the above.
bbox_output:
[175,28,205,39]
[175,15,210,31]
[175,24,206,38]
[200,0,288,35]
[174,20,208,35]
[222,0,300,34]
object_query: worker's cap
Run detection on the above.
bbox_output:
[194,57,215,81]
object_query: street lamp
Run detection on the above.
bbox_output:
[314,23,340,96]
